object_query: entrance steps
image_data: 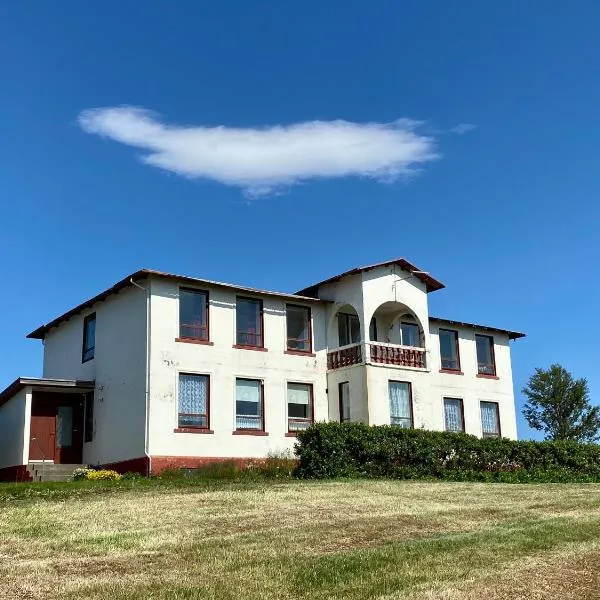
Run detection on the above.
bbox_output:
[27,463,87,482]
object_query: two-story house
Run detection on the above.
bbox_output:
[0,259,525,481]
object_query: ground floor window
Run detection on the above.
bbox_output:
[287,382,313,432]
[480,401,501,437]
[339,381,351,423]
[443,397,464,432]
[236,378,264,430]
[178,373,210,429]
[84,391,94,442]
[389,381,413,428]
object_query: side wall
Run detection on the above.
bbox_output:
[0,389,29,469]
[147,278,329,467]
[42,286,148,464]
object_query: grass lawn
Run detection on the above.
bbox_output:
[1,479,600,599]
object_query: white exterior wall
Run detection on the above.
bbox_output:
[42,287,148,464]
[0,388,31,468]
[147,278,328,459]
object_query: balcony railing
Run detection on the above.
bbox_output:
[369,342,426,369]
[327,343,362,370]
[327,342,428,371]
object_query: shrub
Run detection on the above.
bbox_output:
[71,468,122,481]
[294,423,600,483]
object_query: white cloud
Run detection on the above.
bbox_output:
[450,123,477,135]
[78,106,439,197]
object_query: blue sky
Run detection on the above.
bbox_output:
[1,1,599,439]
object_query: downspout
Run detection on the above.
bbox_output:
[130,277,152,477]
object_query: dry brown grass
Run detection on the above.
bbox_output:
[1,480,600,599]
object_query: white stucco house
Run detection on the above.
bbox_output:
[0,259,525,481]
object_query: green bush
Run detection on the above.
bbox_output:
[293,423,600,483]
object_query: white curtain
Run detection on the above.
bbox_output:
[444,398,462,432]
[389,382,412,428]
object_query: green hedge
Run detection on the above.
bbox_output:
[294,423,600,483]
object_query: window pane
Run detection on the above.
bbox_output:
[349,315,361,344]
[56,406,73,448]
[179,289,208,339]
[236,379,262,429]
[476,335,495,374]
[178,374,209,428]
[439,330,459,370]
[338,314,349,346]
[83,314,96,361]
[389,382,412,427]
[444,398,463,432]
[287,306,310,351]
[288,383,312,423]
[401,323,420,347]
[236,298,262,346]
[339,382,350,422]
[481,402,500,436]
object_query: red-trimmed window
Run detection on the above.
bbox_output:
[286,305,312,352]
[476,335,496,375]
[287,382,313,432]
[179,288,209,341]
[439,329,461,371]
[235,378,264,431]
[388,381,413,428]
[82,313,96,363]
[339,381,350,423]
[480,401,501,437]
[236,297,263,348]
[444,397,464,432]
[178,373,210,429]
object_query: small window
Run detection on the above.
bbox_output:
[287,382,313,432]
[82,313,96,362]
[236,297,263,347]
[400,322,421,347]
[476,335,496,375]
[389,381,413,428]
[84,391,94,442]
[178,374,210,429]
[338,313,360,346]
[439,329,460,371]
[480,401,501,437]
[179,289,209,341]
[286,305,312,352]
[236,378,264,430]
[443,398,464,432]
[339,381,350,423]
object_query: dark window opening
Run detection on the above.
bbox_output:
[179,289,209,341]
[82,313,96,363]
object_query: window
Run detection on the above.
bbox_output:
[480,401,501,437]
[235,378,264,430]
[339,381,350,423]
[179,288,209,341]
[389,381,413,428]
[84,391,94,442]
[439,329,461,371]
[286,305,312,352]
[236,297,263,347]
[444,398,464,432]
[338,313,360,346]
[287,382,313,432]
[178,374,210,429]
[82,313,96,362]
[400,322,421,347]
[369,317,378,341]
[476,335,496,375]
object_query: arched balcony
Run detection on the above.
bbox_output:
[327,304,363,370]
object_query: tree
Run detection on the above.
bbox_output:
[522,364,600,443]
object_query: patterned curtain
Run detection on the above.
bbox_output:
[481,402,499,435]
[178,374,208,427]
[389,382,412,428]
[444,398,462,432]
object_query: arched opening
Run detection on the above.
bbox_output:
[327,304,363,370]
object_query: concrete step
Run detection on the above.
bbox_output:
[27,463,87,482]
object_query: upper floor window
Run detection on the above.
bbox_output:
[236,378,264,431]
[476,335,496,376]
[439,329,460,371]
[389,381,413,428]
[179,288,209,341]
[480,401,501,437]
[338,313,360,346]
[178,373,209,429]
[400,321,421,347]
[287,382,313,432]
[82,313,96,362]
[236,297,263,348]
[286,305,312,353]
[444,397,464,432]
[339,381,351,423]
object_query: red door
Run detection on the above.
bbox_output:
[29,414,56,461]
